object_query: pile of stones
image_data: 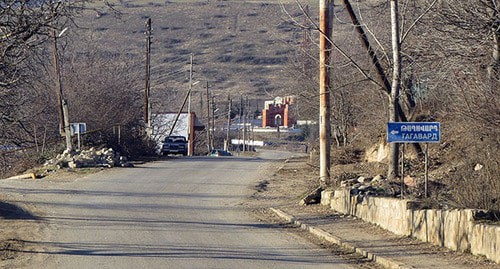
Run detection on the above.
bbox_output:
[340,175,403,197]
[44,148,133,169]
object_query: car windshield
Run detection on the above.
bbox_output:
[165,137,185,143]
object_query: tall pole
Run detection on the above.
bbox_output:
[319,0,333,187]
[242,103,247,152]
[62,100,72,152]
[168,85,192,137]
[226,95,232,151]
[188,53,194,117]
[206,82,211,152]
[52,31,64,136]
[240,95,245,151]
[238,95,242,150]
[52,30,72,152]
[211,95,215,149]
[144,18,152,140]
[187,53,194,156]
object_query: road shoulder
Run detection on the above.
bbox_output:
[246,155,499,269]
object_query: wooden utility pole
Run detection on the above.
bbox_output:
[52,30,72,152]
[187,53,194,156]
[187,54,194,118]
[167,84,192,137]
[144,18,152,139]
[226,95,232,151]
[238,95,243,150]
[206,81,211,152]
[319,0,333,186]
[211,95,216,149]
[52,31,64,136]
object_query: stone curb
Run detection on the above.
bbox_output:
[269,207,414,269]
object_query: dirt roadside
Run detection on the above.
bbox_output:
[0,168,108,268]
[245,155,499,269]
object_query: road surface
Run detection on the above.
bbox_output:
[1,151,357,268]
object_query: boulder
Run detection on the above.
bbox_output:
[404,175,418,187]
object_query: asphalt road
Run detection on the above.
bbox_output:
[1,151,356,269]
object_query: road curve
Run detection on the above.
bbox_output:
[1,151,355,269]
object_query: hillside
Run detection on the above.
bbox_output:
[76,0,315,112]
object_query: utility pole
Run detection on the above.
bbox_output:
[251,99,255,151]
[52,31,64,136]
[242,96,247,152]
[187,53,194,156]
[144,18,152,140]
[52,30,72,152]
[237,95,242,151]
[226,95,232,151]
[188,54,194,118]
[211,95,216,149]
[206,81,211,152]
[239,95,244,151]
[319,0,333,186]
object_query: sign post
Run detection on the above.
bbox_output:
[70,123,87,150]
[387,122,440,198]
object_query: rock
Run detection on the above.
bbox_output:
[340,178,358,187]
[404,175,418,187]
[357,176,366,183]
[474,163,483,171]
[372,175,384,182]
[299,187,323,205]
[68,161,77,169]
[358,185,369,191]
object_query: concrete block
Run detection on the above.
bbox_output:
[443,210,459,251]
[457,210,473,251]
[426,210,444,247]
[472,224,500,264]
[320,190,334,206]
[412,210,428,242]
[330,189,350,214]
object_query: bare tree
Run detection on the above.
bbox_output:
[0,0,90,151]
[387,0,402,179]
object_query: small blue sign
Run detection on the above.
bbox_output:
[387,122,440,143]
[70,123,87,135]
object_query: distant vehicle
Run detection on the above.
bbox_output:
[161,136,187,156]
[208,149,232,157]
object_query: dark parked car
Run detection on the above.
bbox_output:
[161,136,187,156]
[208,149,232,157]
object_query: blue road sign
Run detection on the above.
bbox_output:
[70,123,87,135]
[387,122,440,143]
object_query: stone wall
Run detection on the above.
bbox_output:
[322,189,499,264]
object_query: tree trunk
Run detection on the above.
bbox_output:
[388,0,401,179]
[342,0,423,158]
[487,0,500,80]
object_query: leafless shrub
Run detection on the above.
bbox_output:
[331,146,363,165]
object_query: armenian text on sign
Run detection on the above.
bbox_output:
[387,122,440,143]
